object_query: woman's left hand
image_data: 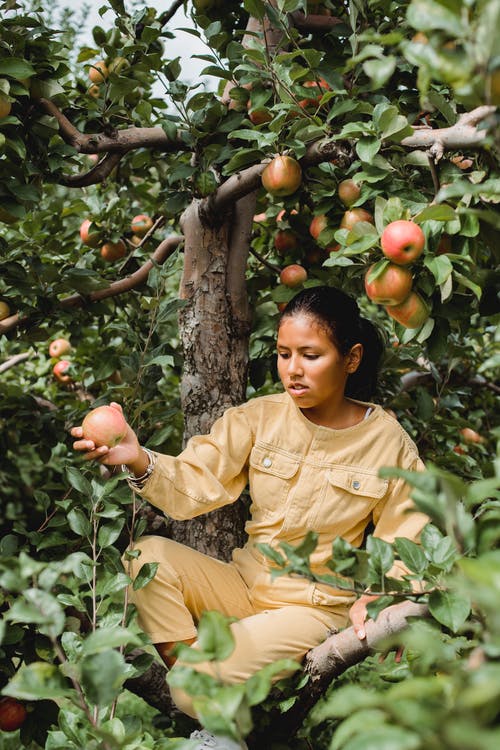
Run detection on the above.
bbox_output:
[349,593,380,640]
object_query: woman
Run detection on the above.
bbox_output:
[72,286,428,750]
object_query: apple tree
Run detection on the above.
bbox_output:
[0,0,499,748]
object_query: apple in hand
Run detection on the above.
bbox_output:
[385,291,430,328]
[82,405,128,448]
[49,337,71,358]
[381,220,425,265]
[280,264,308,287]
[364,263,413,305]
[261,155,302,197]
[0,697,27,731]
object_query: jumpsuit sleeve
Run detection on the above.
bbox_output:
[372,455,430,581]
[134,405,254,520]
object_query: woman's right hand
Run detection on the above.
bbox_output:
[71,402,143,469]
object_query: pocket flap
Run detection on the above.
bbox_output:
[327,468,388,499]
[249,445,300,479]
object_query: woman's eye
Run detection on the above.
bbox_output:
[278,352,290,359]
[304,354,319,360]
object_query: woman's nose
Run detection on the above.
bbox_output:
[288,355,303,376]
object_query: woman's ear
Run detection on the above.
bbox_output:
[346,343,363,373]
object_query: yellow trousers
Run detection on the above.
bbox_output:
[126,536,351,718]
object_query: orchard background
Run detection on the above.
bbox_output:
[0,0,499,748]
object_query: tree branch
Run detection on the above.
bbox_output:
[400,106,496,159]
[290,10,343,32]
[37,98,187,155]
[60,153,123,187]
[0,352,30,373]
[0,235,183,335]
[248,600,429,746]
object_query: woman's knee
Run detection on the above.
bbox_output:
[122,534,174,579]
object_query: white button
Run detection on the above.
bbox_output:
[352,480,361,490]
[262,457,272,468]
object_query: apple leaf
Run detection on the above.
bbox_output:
[413,205,456,223]
[366,258,390,283]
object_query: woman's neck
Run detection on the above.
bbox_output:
[300,398,369,430]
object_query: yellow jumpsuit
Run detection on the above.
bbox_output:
[127,393,428,716]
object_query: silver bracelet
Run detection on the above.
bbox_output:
[122,447,156,490]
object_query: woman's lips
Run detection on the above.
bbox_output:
[289,383,308,395]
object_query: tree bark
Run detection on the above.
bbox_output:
[171,199,253,559]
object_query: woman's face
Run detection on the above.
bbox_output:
[277,313,361,415]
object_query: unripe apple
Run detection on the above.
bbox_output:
[337,179,361,207]
[0,96,12,119]
[274,229,298,254]
[49,337,71,358]
[53,359,73,384]
[381,220,425,265]
[80,219,101,248]
[385,292,430,328]
[261,155,302,197]
[100,239,127,262]
[88,84,101,99]
[130,214,153,237]
[340,208,373,230]
[460,427,484,444]
[364,263,413,305]
[82,405,128,447]
[0,300,11,320]
[280,264,307,287]
[88,60,109,84]
[0,697,27,731]
[108,56,130,75]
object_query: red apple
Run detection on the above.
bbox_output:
[130,214,153,237]
[364,263,413,306]
[0,300,11,320]
[248,105,272,125]
[261,155,302,197]
[53,360,73,384]
[100,239,127,262]
[309,214,329,240]
[49,337,71,358]
[340,208,374,230]
[338,179,361,207]
[299,77,330,108]
[280,264,307,287]
[385,292,430,328]
[0,697,27,731]
[80,219,101,248]
[460,427,484,444]
[274,229,298,254]
[81,405,128,447]
[380,220,425,265]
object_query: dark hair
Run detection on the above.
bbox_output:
[278,285,385,400]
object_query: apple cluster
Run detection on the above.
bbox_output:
[364,220,430,329]
[79,214,153,262]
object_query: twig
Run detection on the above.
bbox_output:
[249,245,281,275]
[0,352,30,373]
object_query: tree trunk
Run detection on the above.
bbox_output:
[170,196,255,559]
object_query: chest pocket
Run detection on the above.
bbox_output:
[311,467,389,532]
[249,445,300,511]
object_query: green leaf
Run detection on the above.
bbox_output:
[424,255,453,285]
[428,589,471,632]
[394,538,428,575]
[2,662,71,701]
[413,204,456,223]
[97,518,125,548]
[82,626,142,656]
[356,136,381,162]
[363,57,397,90]
[67,508,91,538]
[81,649,126,706]
[132,561,158,590]
[407,0,466,37]
[195,610,236,662]
[0,58,36,79]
